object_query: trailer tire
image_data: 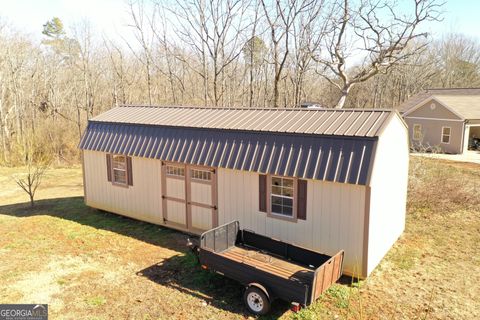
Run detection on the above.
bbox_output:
[244,286,270,315]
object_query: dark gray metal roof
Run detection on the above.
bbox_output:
[80,122,376,185]
[90,106,394,137]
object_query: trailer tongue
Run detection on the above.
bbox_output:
[188,221,344,315]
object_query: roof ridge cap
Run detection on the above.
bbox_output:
[116,104,394,112]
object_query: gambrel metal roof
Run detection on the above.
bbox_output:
[80,106,401,185]
[91,106,393,137]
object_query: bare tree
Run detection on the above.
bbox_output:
[435,33,480,88]
[315,0,443,109]
[290,0,326,106]
[12,147,50,207]
[261,0,321,108]
[170,0,252,107]
[126,0,155,105]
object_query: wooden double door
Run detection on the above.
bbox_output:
[161,162,218,234]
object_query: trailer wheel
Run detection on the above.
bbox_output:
[244,286,270,315]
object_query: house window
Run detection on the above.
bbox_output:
[191,169,212,181]
[271,176,294,218]
[441,127,451,144]
[413,124,422,141]
[112,155,127,185]
[166,165,185,177]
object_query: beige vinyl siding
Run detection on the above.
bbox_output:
[367,116,409,276]
[83,150,163,224]
[217,168,366,276]
[405,118,464,153]
[406,100,462,119]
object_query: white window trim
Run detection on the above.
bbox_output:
[190,168,212,182]
[267,175,297,222]
[111,154,128,187]
[413,124,422,141]
[441,126,451,144]
[166,164,185,178]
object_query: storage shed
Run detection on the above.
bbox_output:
[79,106,409,278]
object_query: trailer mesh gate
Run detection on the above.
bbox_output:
[200,221,239,253]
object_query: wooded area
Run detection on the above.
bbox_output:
[0,0,479,165]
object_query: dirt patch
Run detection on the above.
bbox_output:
[9,255,116,312]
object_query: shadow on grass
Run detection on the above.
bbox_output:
[0,196,184,250]
[0,196,291,317]
[137,252,290,318]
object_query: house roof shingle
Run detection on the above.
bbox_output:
[398,88,480,119]
[433,95,480,119]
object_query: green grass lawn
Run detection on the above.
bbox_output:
[0,158,479,319]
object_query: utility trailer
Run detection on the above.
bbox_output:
[188,221,344,315]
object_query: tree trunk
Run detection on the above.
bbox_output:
[334,84,352,109]
[273,72,280,108]
[249,65,254,108]
[0,95,7,163]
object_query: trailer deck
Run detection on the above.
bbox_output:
[220,246,315,282]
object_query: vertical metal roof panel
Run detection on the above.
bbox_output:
[355,112,383,136]
[79,122,378,185]
[87,106,401,138]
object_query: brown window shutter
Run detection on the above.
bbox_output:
[106,154,112,182]
[297,179,307,220]
[259,174,267,212]
[127,156,133,186]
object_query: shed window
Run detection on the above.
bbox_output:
[271,177,294,217]
[441,127,451,144]
[166,165,185,177]
[413,124,422,141]
[191,169,212,181]
[112,155,127,185]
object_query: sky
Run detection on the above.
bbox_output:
[0,0,479,44]
[0,0,135,43]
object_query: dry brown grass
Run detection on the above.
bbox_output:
[408,156,480,214]
[0,157,479,319]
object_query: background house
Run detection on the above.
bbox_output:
[399,88,480,154]
[79,106,409,278]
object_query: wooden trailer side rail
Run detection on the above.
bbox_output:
[311,250,344,303]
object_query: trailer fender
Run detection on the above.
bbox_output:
[246,283,271,300]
